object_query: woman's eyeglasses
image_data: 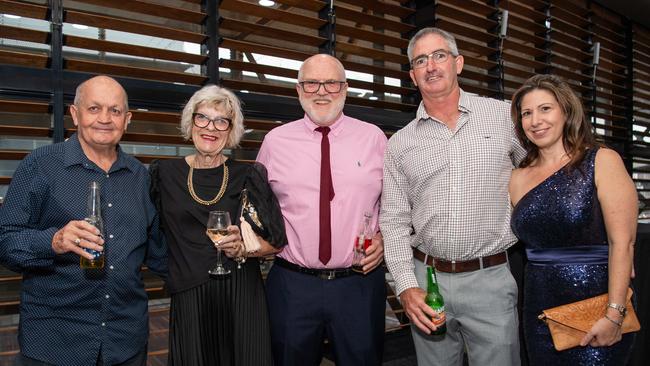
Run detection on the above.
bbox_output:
[192,113,231,131]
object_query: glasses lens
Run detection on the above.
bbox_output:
[412,51,452,69]
[193,113,231,130]
[300,81,344,93]
[412,56,427,69]
[433,51,448,63]
[214,118,230,131]
[301,82,319,93]
[323,82,343,93]
[193,113,209,128]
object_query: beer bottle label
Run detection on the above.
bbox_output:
[432,308,446,327]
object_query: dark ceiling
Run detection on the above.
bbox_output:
[595,0,650,29]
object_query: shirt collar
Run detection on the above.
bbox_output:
[416,88,472,124]
[458,89,472,114]
[64,133,135,173]
[302,113,346,137]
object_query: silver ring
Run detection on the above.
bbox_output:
[74,238,81,245]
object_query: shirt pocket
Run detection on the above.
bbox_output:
[463,131,511,176]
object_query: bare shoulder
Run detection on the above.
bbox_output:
[594,147,633,190]
[594,147,626,178]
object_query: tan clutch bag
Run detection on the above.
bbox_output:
[538,288,640,351]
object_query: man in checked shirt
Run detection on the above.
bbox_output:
[380,27,526,365]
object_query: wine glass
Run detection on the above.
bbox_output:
[235,254,246,270]
[352,212,373,273]
[206,210,232,276]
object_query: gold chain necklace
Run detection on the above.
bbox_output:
[187,156,229,206]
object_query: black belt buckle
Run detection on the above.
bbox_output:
[319,270,337,280]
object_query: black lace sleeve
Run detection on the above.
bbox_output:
[241,162,288,248]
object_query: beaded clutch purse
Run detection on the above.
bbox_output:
[239,188,262,253]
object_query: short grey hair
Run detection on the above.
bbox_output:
[407,27,460,62]
[180,85,245,148]
[74,75,129,111]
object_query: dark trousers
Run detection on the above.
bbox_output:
[15,347,147,366]
[508,241,529,366]
[266,263,386,366]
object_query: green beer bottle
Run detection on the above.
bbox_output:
[425,266,446,335]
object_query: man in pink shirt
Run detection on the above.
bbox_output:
[257,54,387,365]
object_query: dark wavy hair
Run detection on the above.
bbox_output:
[511,74,598,169]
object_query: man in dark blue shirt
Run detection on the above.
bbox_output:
[0,75,167,366]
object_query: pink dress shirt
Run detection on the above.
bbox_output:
[257,114,387,269]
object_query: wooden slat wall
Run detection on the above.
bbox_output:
[62,1,207,85]
[0,0,50,68]
[0,0,210,165]
[633,24,650,208]
[435,0,501,98]
[218,0,417,110]
[1,0,649,324]
[589,2,629,143]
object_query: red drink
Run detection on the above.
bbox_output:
[352,212,374,273]
[362,237,371,250]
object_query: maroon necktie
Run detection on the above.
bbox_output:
[316,127,335,265]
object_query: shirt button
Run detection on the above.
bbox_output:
[105,294,110,299]
[109,265,114,270]
[101,322,106,327]
[106,174,110,178]
[450,213,456,218]
[451,186,457,192]
[108,203,113,208]
[109,234,114,239]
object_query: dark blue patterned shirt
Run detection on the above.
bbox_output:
[0,134,167,366]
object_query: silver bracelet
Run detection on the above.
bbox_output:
[606,302,627,317]
[604,314,623,327]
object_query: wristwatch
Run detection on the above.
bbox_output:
[606,302,627,317]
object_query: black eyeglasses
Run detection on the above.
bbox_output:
[411,49,456,69]
[298,80,347,94]
[192,113,231,131]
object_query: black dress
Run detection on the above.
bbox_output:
[511,148,634,365]
[150,158,285,366]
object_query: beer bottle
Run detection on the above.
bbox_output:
[425,266,446,335]
[80,181,105,269]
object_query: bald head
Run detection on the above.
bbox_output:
[70,75,132,155]
[298,54,346,81]
[74,75,129,111]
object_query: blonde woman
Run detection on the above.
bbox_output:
[150,85,286,365]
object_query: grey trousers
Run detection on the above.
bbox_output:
[411,259,521,366]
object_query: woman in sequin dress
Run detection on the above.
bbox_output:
[509,74,637,365]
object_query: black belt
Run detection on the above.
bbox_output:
[273,257,357,280]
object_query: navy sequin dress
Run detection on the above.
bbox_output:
[511,148,634,365]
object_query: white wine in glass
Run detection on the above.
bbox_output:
[206,210,231,276]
